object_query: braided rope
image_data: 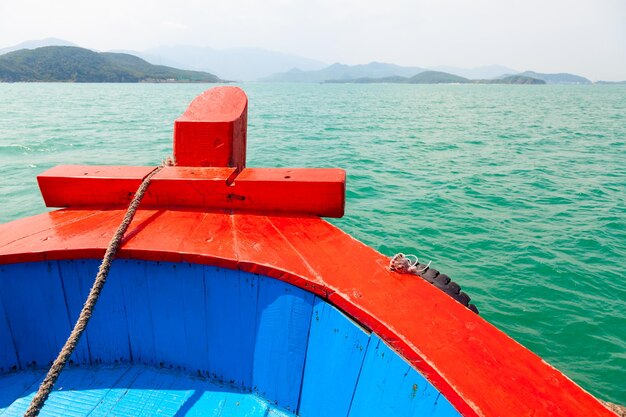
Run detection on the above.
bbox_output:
[24,164,164,417]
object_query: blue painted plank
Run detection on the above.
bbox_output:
[0,371,42,417]
[0,276,19,373]
[0,366,132,416]
[39,365,133,417]
[99,366,197,416]
[183,388,269,417]
[175,263,209,374]
[348,335,461,417]
[147,261,189,370]
[253,276,314,413]
[0,262,72,369]
[217,393,271,416]
[57,259,98,365]
[84,365,173,417]
[0,364,301,417]
[267,408,296,417]
[61,259,131,364]
[204,267,258,388]
[148,262,207,372]
[118,260,157,365]
[0,366,180,417]
[85,365,161,417]
[88,260,132,364]
[78,365,297,417]
[298,297,370,417]
[0,370,40,415]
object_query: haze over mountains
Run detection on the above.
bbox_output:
[260,62,424,83]
[143,45,327,82]
[0,38,78,55]
[0,38,621,84]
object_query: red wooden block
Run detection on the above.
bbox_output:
[145,166,236,208]
[37,165,346,218]
[37,165,156,208]
[149,167,345,217]
[232,168,346,218]
[173,86,248,169]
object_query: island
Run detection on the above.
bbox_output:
[0,46,223,83]
[325,71,546,84]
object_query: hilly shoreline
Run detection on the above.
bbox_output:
[0,46,223,83]
[262,63,600,84]
[325,71,546,84]
[0,40,621,84]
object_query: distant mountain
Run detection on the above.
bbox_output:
[1,40,604,84]
[143,45,327,81]
[518,71,591,84]
[261,62,424,83]
[326,75,410,84]
[407,70,469,84]
[428,64,519,80]
[477,75,545,84]
[326,72,545,85]
[595,80,626,85]
[0,38,78,56]
[0,46,222,82]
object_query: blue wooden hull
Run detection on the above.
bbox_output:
[0,260,459,416]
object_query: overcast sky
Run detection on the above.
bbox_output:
[1,0,625,80]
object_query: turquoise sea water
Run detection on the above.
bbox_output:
[1,83,625,404]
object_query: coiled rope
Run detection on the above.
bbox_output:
[24,164,164,417]
[390,253,479,314]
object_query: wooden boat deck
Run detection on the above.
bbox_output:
[0,364,293,416]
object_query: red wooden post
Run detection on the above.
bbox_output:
[173,86,248,169]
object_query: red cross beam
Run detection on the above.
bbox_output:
[37,87,346,218]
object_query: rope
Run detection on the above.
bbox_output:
[389,253,431,274]
[24,164,164,417]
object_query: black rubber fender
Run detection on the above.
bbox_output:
[389,255,479,314]
[417,265,479,314]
